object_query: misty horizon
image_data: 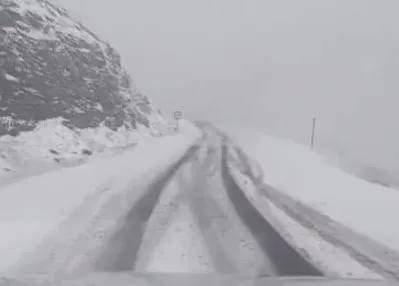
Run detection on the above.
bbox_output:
[56,0,399,185]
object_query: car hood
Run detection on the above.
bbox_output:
[1,272,389,286]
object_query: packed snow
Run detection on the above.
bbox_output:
[0,120,201,275]
[143,202,213,273]
[133,158,214,273]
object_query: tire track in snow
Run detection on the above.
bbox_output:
[176,141,268,275]
[132,143,222,272]
[92,143,201,272]
[220,142,323,277]
[134,144,235,273]
[134,140,267,274]
[133,164,192,272]
[182,145,237,273]
[198,143,273,276]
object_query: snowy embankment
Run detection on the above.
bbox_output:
[0,120,201,275]
[0,116,170,187]
[222,126,399,281]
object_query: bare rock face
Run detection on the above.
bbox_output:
[0,0,157,136]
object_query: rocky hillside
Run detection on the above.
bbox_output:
[0,0,168,184]
[0,0,162,136]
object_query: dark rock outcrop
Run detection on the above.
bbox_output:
[0,0,157,136]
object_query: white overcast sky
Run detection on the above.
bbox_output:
[57,0,399,174]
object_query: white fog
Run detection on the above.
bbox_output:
[56,0,399,186]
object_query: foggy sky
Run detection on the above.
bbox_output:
[56,0,399,175]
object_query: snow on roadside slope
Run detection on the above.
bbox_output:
[0,120,201,275]
[226,157,380,279]
[251,136,399,253]
[224,126,399,258]
[0,117,162,186]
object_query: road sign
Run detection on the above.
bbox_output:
[174,111,183,121]
[173,111,183,132]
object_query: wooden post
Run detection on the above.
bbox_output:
[310,117,316,150]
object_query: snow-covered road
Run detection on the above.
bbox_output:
[48,125,323,277]
[2,124,325,280]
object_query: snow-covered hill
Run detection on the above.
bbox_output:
[0,0,168,184]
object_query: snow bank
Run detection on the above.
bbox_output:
[227,163,380,279]
[227,129,399,256]
[0,126,201,274]
[0,118,167,186]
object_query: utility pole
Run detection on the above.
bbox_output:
[310,117,316,150]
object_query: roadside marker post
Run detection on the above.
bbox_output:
[310,117,316,150]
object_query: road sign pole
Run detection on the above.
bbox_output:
[174,111,183,132]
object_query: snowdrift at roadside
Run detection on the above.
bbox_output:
[219,126,399,279]
[0,117,172,186]
[246,135,399,254]
[0,121,201,275]
[226,158,380,279]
